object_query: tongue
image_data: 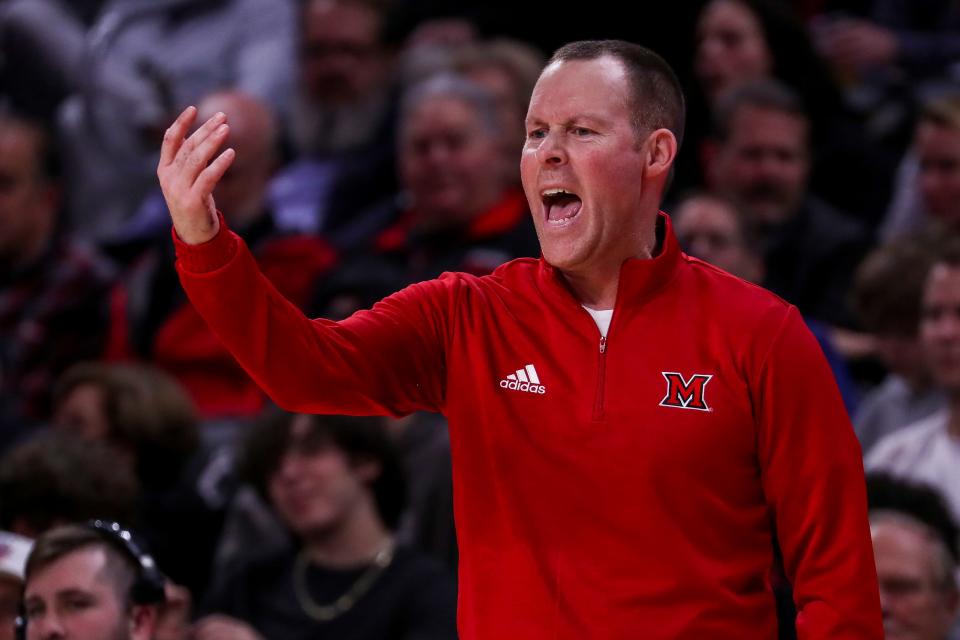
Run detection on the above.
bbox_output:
[547,198,582,221]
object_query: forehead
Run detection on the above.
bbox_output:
[305,0,379,39]
[527,57,632,124]
[727,105,807,145]
[0,121,43,173]
[924,263,960,303]
[404,97,482,136]
[872,521,936,575]
[676,197,738,228]
[917,122,960,156]
[26,547,112,598]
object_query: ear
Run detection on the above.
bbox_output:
[644,129,678,180]
[129,604,158,640]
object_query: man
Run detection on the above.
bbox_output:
[196,412,457,640]
[852,237,945,454]
[707,80,872,327]
[671,191,764,283]
[872,513,959,639]
[0,106,114,430]
[866,240,960,522]
[271,0,400,237]
[317,71,538,310]
[159,40,881,637]
[19,523,164,640]
[884,95,960,239]
[867,473,960,640]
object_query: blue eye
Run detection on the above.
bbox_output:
[573,127,593,136]
[527,129,546,140]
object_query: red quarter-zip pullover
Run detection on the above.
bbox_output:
[175,213,881,639]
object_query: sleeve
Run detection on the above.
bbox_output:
[174,222,452,416]
[754,306,883,639]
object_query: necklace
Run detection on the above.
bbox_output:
[293,540,395,622]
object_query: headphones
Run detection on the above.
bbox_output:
[15,520,167,640]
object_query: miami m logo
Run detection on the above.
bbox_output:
[659,372,713,411]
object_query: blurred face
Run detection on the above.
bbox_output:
[695,0,773,103]
[23,547,147,640]
[712,105,809,225]
[874,334,932,387]
[301,0,387,105]
[52,384,111,442]
[400,96,505,228]
[195,97,275,227]
[916,122,960,227]
[921,263,960,394]
[873,520,959,640]
[673,196,762,282]
[268,416,376,538]
[521,57,656,274]
[0,120,56,266]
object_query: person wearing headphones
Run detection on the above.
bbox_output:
[18,521,167,640]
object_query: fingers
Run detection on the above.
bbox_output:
[159,106,197,168]
[193,147,236,196]
[180,121,231,185]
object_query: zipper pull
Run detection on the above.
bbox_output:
[599,336,607,354]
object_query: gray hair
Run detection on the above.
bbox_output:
[399,72,502,139]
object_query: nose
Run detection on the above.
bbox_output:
[534,130,568,167]
[32,615,65,640]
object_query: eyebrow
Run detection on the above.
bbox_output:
[525,115,612,128]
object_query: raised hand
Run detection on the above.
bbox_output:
[157,106,236,245]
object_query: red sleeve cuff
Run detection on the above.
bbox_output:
[172,211,239,273]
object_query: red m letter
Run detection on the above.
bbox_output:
[659,372,713,411]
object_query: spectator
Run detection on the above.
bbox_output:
[871,511,959,639]
[20,522,165,640]
[316,72,538,316]
[883,94,960,240]
[270,0,402,238]
[450,38,546,179]
[866,240,960,521]
[51,363,231,599]
[867,474,960,639]
[54,0,296,242]
[199,412,457,640]
[686,0,893,220]
[109,91,336,419]
[0,433,138,538]
[671,191,765,282]
[0,531,31,640]
[707,80,872,326]
[852,236,946,454]
[0,105,114,429]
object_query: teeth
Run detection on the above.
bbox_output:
[542,188,573,197]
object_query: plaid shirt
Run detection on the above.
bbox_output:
[0,236,115,422]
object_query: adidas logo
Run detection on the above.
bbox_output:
[499,364,547,395]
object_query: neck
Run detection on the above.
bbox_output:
[302,501,392,568]
[563,223,658,311]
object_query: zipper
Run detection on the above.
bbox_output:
[593,335,607,420]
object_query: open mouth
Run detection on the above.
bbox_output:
[542,188,582,225]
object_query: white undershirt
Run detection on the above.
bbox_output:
[583,307,613,337]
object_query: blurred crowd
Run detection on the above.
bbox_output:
[1,0,960,638]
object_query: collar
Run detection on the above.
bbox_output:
[537,211,682,310]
